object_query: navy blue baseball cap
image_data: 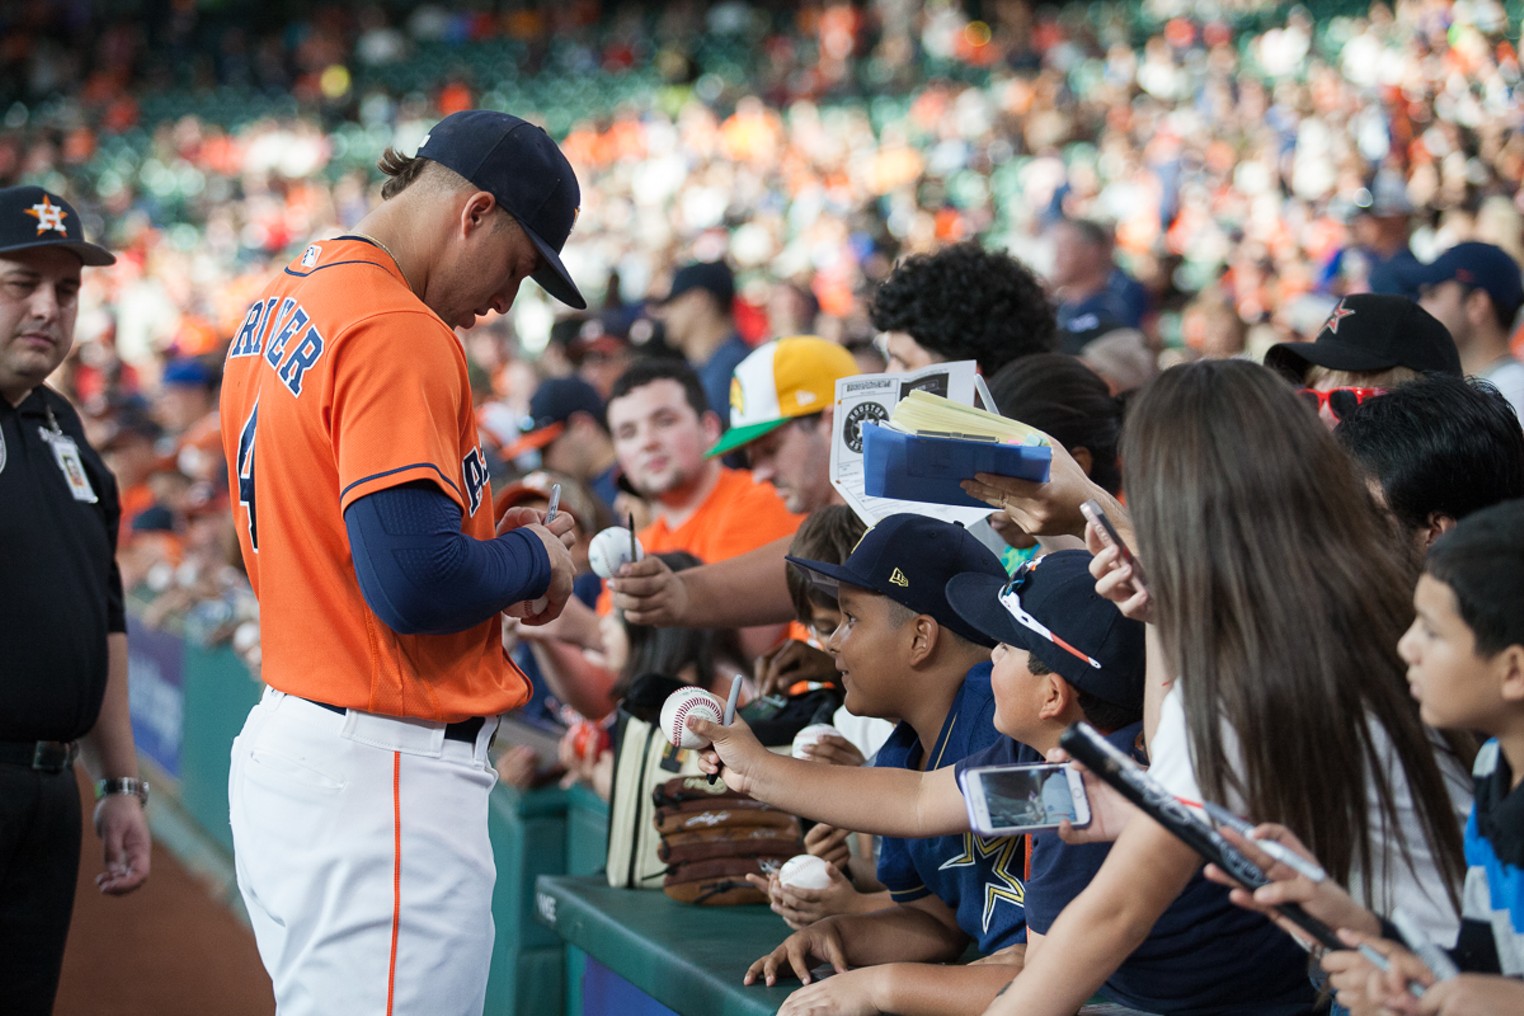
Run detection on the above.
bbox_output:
[1264,294,1461,380]
[1409,241,1524,321]
[659,260,735,307]
[417,110,586,309]
[0,186,114,266]
[786,513,1007,647]
[946,549,1144,710]
[505,375,605,458]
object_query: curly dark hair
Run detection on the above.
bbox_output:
[868,242,1056,374]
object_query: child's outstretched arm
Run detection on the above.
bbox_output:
[690,713,969,837]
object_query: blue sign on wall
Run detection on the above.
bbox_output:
[126,617,184,780]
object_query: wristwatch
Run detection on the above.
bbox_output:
[96,777,150,806]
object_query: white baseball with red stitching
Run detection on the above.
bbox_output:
[779,854,833,890]
[659,688,724,749]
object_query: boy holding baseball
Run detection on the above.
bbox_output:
[704,513,1035,1000]
[695,543,1312,1014]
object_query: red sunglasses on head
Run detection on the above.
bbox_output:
[1298,387,1386,420]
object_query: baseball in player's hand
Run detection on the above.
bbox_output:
[500,508,577,625]
[93,794,151,895]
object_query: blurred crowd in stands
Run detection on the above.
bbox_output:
[7,0,1524,691]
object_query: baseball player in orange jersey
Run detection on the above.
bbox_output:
[219,111,581,1016]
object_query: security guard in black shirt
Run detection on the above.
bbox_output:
[0,185,151,1015]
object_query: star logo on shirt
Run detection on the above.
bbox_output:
[24,195,69,236]
[938,833,1025,933]
[1322,300,1356,335]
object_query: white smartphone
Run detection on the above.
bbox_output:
[960,762,1091,837]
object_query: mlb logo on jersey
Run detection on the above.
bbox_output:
[300,244,322,268]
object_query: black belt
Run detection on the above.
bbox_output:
[301,699,486,743]
[0,740,79,773]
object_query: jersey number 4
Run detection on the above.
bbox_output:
[237,403,259,551]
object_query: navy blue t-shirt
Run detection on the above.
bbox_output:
[875,662,1041,954]
[957,724,1315,1013]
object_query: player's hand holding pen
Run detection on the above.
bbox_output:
[498,503,577,625]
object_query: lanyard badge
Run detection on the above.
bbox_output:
[38,409,97,503]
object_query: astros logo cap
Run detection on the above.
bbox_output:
[707,336,859,458]
[0,185,115,266]
[1263,294,1460,380]
[416,110,586,309]
[784,512,1007,647]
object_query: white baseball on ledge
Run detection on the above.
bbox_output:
[778,853,834,891]
[659,688,725,749]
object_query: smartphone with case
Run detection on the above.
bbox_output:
[960,762,1091,836]
[1080,499,1148,595]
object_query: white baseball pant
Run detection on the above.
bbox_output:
[230,689,500,1016]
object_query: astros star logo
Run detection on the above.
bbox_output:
[1323,300,1356,335]
[25,195,69,236]
[938,833,1025,933]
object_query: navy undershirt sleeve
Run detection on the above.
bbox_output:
[344,482,551,636]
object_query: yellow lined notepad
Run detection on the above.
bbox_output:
[889,390,1047,445]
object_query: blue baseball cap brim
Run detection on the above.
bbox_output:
[525,229,586,310]
[783,513,1008,648]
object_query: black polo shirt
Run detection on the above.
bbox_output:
[0,385,125,741]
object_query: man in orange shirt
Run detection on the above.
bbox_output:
[218,111,579,1016]
[608,358,802,564]
[529,359,800,719]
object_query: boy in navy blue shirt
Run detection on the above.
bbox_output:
[708,513,1033,1008]
[699,547,1312,1014]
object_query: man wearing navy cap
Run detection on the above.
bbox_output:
[505,374,620,513]
[1415,241,1524,417]
[651,259,750,427]
[0,185,151,1015]
[219,111,581,1015]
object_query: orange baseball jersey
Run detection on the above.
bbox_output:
[219,237,530,722]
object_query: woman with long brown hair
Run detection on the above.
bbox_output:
[982,359,1471,1015]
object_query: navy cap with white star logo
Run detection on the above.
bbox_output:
[0,186,115,266]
